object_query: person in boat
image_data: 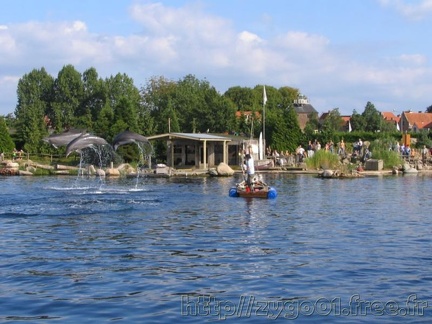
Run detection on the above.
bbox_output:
[245,154,255,190]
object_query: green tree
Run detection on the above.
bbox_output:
[350,109,366,131]
[203,89,236,133]
[174,74,210,132]
[141,76,178,134]
[104,73,141,138]
[94,103,114,139]
[113,97,139,133]
[303,111,319,140]
[362,101,382,132]
[50,65,83,131]
[415,129,432,148]
[0,117,15,153]
[321,108,344,142]
[3,113,16,129]
[225,86,264,137]
[77,67,107,130]
[136,105,155,136]
[278,86,300,109]
[380,118,399,132]
[160,99,180,133]
[269,106,302,152]
[15,67,54,152]
[262,86,300,149]
[224,86,255,111]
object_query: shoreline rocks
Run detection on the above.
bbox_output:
[2,158,432,178]
[318,169,364,178]
[0,160,19,176]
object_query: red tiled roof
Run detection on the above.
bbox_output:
[382,111,400,123]
[404,112,432,129]
[341,116,351,122]
[235,111,261,119]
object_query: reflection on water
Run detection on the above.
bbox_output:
[1,174,432,322]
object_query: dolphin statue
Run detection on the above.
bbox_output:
[65,134,109,157]
[43,129,88,148]
[112,130,150,151]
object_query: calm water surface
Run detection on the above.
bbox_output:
[1,173,432,323]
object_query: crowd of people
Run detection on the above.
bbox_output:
[266,138,356,166]
[0,149,25,162]
[265,138,431,168]
[390,141,431,164]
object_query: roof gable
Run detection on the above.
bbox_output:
[382,111,400,123]
[147,133,231,141]
[235,111,261,119]
[341,116,351,122]
[404,112,432,129]
[294,104,317,114]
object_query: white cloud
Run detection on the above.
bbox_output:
[0,30,17,55]
[65,21,87,34]
[0,75,20,114]
[397,54,427,65]
[276,31,330,51]
[378,0,432,19]
[129,2,232,44]
[238,31,263,44]
[0,1,431,116]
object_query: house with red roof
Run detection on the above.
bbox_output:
[400,111,432,133]
[341,115,351,132]
[235,111,261,120]
[381,111,400,131]
[319,111,352,132]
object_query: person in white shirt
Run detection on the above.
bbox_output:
[422,145,428,163]
[245,154,255,190]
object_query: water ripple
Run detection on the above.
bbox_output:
[1,174,432,322]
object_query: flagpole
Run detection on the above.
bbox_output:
[263,86,267,153]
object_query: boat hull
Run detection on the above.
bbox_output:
[237,189,270,199]
[229,181,277,199]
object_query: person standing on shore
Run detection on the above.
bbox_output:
[307,140,314,158]
[421,145,428,164]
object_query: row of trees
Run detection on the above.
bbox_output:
[302,101,406,149]
[1,64,431,161]
[2,65,304,156]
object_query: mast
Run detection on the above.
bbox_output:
[263,86,267,156]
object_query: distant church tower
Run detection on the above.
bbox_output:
[293,94,309,106]
[293,94,317,130]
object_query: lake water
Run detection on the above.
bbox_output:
[1,173,431,323]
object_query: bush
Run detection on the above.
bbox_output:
[369,139,403,169]
[305,150,340,170]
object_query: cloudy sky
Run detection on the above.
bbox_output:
[1,0,432,117]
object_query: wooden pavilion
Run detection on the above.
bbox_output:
[146,133,234,169]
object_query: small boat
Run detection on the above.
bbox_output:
[229,177,277,199]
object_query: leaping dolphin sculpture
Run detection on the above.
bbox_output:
[43,129,88,148]
[65,134,109,157]
[112,130,150,151]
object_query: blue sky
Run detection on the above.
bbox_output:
[1,0,432,117]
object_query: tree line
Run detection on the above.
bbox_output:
[0,65,303,159]
[1,64,430,162]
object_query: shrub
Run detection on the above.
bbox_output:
[369,139,403,169]
[305,150,340,170]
